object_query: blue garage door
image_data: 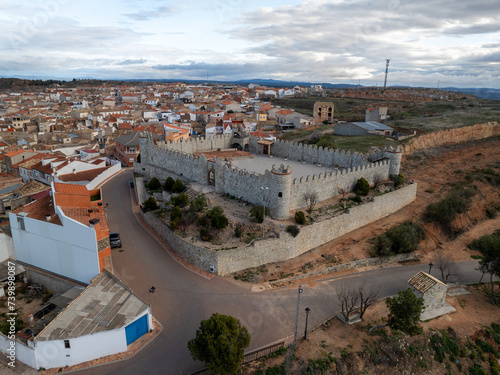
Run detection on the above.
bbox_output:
[125,314,148,345]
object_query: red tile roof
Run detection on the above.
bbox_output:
[53,182,88,195]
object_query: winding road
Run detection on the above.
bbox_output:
[79,169,484,375]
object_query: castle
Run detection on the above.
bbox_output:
[135,133,402,220]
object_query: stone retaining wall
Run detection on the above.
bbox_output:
[270,252,416,286]
[140,183,417,275]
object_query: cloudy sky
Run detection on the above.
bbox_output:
[1,0,499,88]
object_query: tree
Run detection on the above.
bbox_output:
[390,174,405,188]
[431,250,461,283]
[172,179,185,193]
[207,206,229,230]
[294,211,307,225]
[336,281,359,321]
[358,282,380,319]
[188,313,250,375]
[468,231,500,304]
[170,206,182,229]
[386,288,424,336]
[143,196,158,212]
[304,191,318,213]
[286,225,300,237]
[250,206,269,223]
[190,196,207,212]
[148,177,161,190]
[171,193,189,208]
[163,177,175,192]
[355,177,370,196]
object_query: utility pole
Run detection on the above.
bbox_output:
[383,59,390,91]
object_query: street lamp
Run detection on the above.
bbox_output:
[304,307,311,340]
[148,286,156,310]
[261,186,269,238]
[293,285,303,348]
[428,263,433,274]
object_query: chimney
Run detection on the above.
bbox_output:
[89,218,100,229]
[45,213,51,221]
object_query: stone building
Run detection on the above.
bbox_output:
[313,101,334,125]
[408,271,455,320]
[136,132,402,220]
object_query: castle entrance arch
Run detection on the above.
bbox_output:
[231,143,243,151]
[208,170,215,186]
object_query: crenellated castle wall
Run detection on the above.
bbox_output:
[136,133,402,219]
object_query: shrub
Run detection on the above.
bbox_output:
[163,177,175,192]
[143,196,158,212]
[190,196,207,212]
[234,226,242,238]
[207,206,229,230]
[148,177,161,190]
[355,177,370,196]
[170,206,182,221]
[250,206,270,223]
[286,225,300,237]
[171,193,189,208]
[390,174,405,188]
[295,211,307,225]
[423,185,476,235]
[170,217,180,230]
[372,221,423,256]
[172,179,185,193]
[200,227,213,241]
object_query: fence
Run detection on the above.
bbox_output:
[190,341,285,375]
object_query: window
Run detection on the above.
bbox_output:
[278,192,283,198]
[64,340,70,349]
[17,217,25,231]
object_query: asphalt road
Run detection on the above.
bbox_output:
[80,169,486,375]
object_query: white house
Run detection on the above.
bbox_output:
[9,182,111,285]
[0,270,152,370]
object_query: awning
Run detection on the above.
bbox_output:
[257,139,274,145]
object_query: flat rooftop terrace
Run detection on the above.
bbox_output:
[230,154,340,179]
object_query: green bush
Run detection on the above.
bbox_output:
[190,196,206,212]
[148,177,161,190]
[250,206,270,223]
[143,196,158,212]
[172,179,185,193]
[170,217,180,230]
[170,206,182,221]
[234,226,242,238]
[423,185,476,235]
[355,177,370,196]
[294,211,307,225]
[207,206,228,230]
[171,193,189,208]
[163,177,175,192]
[390,174,405,188]
[372,221,423,256]
[286,225,300,237]
[469,362,487,375]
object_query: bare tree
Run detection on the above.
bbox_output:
[337,187,348,210]
[372,174,383,188]
[358,282,380,319]
[304,192,318,213]
[336,281,359,321]
[432,250,461,283]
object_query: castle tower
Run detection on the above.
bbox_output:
[265,164,292,220]
[384,147,402,175]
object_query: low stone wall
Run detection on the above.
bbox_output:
[270,252,415,286]
[140,183,417,275]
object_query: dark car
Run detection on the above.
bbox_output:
[110,232,122,248]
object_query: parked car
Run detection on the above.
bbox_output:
[110,232,122,248]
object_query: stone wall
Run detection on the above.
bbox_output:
[140,183,417,275]
[270,252,416,286]
[290,160,391,209]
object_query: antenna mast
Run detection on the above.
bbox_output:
[383,59,390,90]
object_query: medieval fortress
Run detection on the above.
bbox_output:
[135,132,403,219]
